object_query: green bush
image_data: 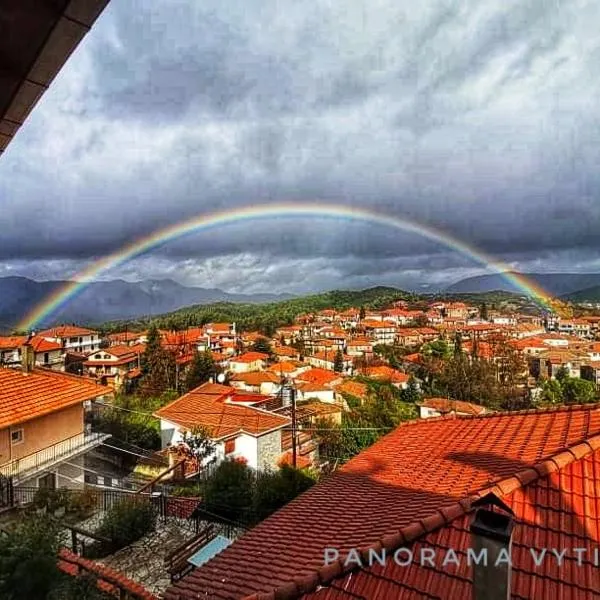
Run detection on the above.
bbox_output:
[253,466,316,521]
[32,487,71,513]
[95,498,156,553]
[0,517,62,600]
[202,458,255,522]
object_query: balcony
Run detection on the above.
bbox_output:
[0,431,110,484]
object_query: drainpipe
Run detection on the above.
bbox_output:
[470,493,515,600]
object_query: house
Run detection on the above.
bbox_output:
[229,371,281,395]
[273,345,300,361]
[361,320,397,345]
[362,365,409,388]
[228,352,269,373]
[154,382,290,471]
[531,349,585,379]
[164,404,600,600]
[306,351,353,373]
[106,331,145,346]
[0,335,28,367]
[417,397,487,418]
[345,338,373,357]
[266,360,309,379]
[294,367,343,388]
[0,361,111,488]
[29,335,63,369]
[333,380,368,405]
[557,318,592,338]
[294,382,336,404]
[35,325,99,354]
[83,344,144,390]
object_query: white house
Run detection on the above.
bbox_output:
[36,325,100,354]
[0,336,28,367]
[228,352,269,374]
[154,382,290,471]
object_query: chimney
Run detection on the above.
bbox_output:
[470,493,514,600]
[21,342,35,374]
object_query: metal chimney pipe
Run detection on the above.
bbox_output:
[470,494,515,600]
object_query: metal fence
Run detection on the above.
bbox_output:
[0,431,109,482]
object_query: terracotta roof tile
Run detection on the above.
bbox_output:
[0,367,110,429]
[164,405,600,599]
[154,382,289,439]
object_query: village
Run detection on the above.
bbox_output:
[2,295,600,597]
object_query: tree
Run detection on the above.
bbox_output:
[359,306,366,321]
[333,349,344,373]
[562,377,596,404]
[181,426,217,479]
[400,378,422,404]
[413,314,429,327]
[202,458,255,522]
[0,517,62,600]
[480,302,489,321]
[185,351,215,391]
[141,325,161,375]
[555,365,570,383]
[539,378,563,404]
[422,339,451,361]
[253,465,316,521]
[139,325,176,398]
[252,336,273,356]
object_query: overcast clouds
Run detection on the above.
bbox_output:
[1,0,600,293]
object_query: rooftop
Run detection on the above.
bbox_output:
[164,404,600,599]
[154,382,289,439]
[0,367,110,429]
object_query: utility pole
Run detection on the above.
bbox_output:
[290,384,297,468]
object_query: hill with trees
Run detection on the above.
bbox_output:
[100,286,418,334]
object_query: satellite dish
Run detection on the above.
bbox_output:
[216,373,226,383]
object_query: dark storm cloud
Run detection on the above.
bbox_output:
[1,0,600,293]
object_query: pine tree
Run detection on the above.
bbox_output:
[252,337,273,356]
[333,349,344,373]
[139,325,175,398]
[185,351,216,392]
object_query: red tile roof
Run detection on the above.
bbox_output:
[334,380,368,400]
[419,397,487,416]
[0,335,27,350]
[164,405,600,599]
[231,351,270,363]
[29,335,62,353]
[36,325,97,337]
[231,371,280,385]
[296,368,341,387]
[154,382,289,439]
[363,365,409,383]
[0,368,110,429]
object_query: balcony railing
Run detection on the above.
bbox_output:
[0,431,110,483]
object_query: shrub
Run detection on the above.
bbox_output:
[95,497,156,553]
[67,489,98,520]
[202,458,255,522]
[253,466,316,521]
[0,517,62,599]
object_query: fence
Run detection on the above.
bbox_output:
[0,431,109,482]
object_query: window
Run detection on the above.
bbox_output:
[11,429,23,445]
[224,438,235,454]
[44,352,49,364]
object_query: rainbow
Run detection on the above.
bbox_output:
[18,202,554,330]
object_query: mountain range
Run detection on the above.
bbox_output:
[444,272,600,297]
[0,276,293,331]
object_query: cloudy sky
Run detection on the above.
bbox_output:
[1,0,600,294]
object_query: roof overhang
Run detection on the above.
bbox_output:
[0,0,110,155]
